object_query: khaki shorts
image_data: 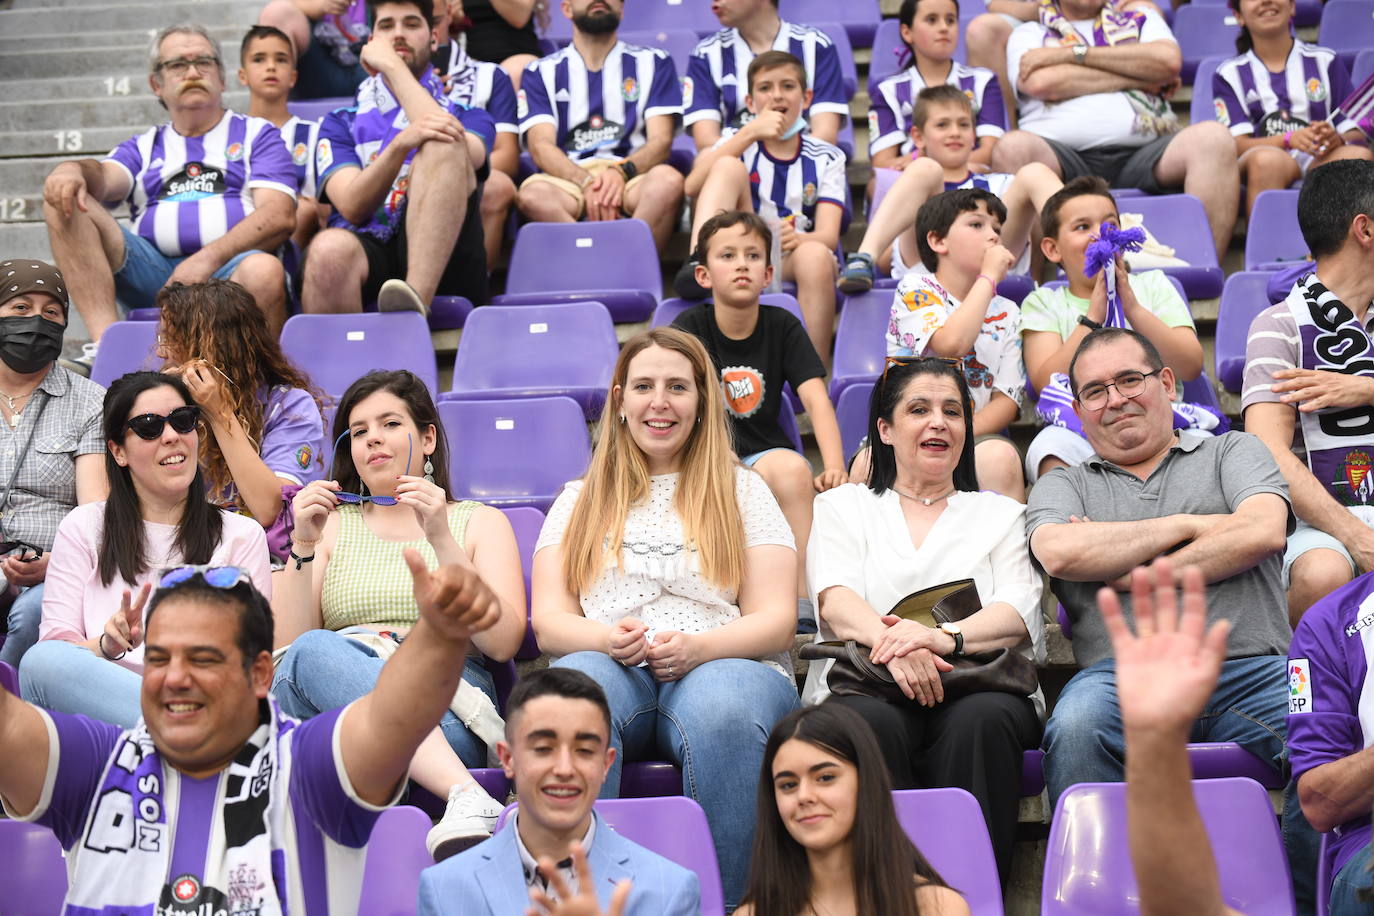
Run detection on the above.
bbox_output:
[520,159,646,218]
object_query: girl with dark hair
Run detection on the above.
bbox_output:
[740,705,968,916]
[1212,0,1371,215]
[20,371,271,728]
[155,279,325,559]
[805,356,1044,887]
[272,369,526,859]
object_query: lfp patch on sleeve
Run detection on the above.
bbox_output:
[1288,658,1312,714]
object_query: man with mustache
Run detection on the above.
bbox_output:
[516,0,685,251]
[1025,327,1317,900]
[42,24,297,370]
[300,0,495,316]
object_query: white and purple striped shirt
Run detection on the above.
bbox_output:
[281,115,322,199]
[684,22,848,132]
[4,705,389,916]
[105,110,296,258]
[518,41,683,163]
[1213,41,1357,137]
[869,63,1006,158]
[718,129,848,230]
[439,40,519,135]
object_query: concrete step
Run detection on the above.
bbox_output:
[0,159,134,229]
[3,0,257,24]
[0,91,249,133]
[0,47,171,81]
[0,24,247,54]
[0,75,181,103]
[0,221,53,260]
[3,125,140,158]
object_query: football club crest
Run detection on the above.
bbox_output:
[1306,78,1327,102]
[225,142,244,161]
[802,181,818,206]
[622,77,640,102]
[296,445,313,470]
[1344,449,1372,495]
[292,142,308,165]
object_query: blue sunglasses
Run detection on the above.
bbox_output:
[159,565,249,590]
[332,431,413,506]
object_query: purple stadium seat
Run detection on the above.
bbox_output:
[829,289,888,401]
[1215,271,1272,392]
[126,307,160,321]
[668,132,698,175]
[358,805,431,916]
[892,788,1003,915]
[286,97,353,122]
[91,321,161,387]
[1022,749,1046,797]
[439,397,591,512]
[446,302,617,416]
[279,311,439,398]
[813,22,859,99]
[497,796,727,916]
[0,659,16,695]
[426,296,473,331]
[997,274,1035,306]
[651,294,807,328]
[501,506,546,660]
[619,0,720,36]
[776,396,805,451]
[0,820,68,913]
[1318,0,1374,70]
[1186,742,1283,788]
[1181,370,1226,416]
[835,380,873,460]
[1246,189,1307,272]
[1173,5,1242,82]
[491,222,662,322]
[1317,833,1331,916]
[1042,778,1293,915]
[487,657,518,713]
[1190,56,1228,126]
[780,0,880,46]
[617,28,700,71]
[1113,194,1224,298]
[1355,47,1374,87]
[869,166,901,222]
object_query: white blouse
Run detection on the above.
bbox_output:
[537,467,797,679]
[804,484,1046,711]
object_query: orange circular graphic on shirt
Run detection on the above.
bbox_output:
[721,365,765,418]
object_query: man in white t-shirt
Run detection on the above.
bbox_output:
[990,0,1239,260]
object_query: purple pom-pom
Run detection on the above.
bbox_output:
[1082,224,1146,278]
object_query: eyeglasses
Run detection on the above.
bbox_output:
[1076,369,1163,410]
[332,430,412,506]
[879,355,964,390]
[125,404,201,440]
[157,55,219,77]
[159,565,249,590]
[0,541,43,562]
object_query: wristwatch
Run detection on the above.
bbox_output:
[1072,43,1089,64]
[939,622,965,657]
[1078,315,1103,331]
[617,159,639,181]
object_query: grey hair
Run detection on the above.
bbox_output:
[148,23,225,80]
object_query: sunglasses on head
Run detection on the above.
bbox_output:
[879,355,964,390]
[159,565,249,590]
[332,430,413,506]
[125,404,201,440]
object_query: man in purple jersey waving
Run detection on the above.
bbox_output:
[0,554,500,915]
[42,25,297,371]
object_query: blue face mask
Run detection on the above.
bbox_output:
[780,115,806,140]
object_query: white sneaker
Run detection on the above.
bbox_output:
[378,279,428,316]
[59,341,99,377]
[426,783,503,862]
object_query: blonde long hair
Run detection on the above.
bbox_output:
[562,328,745,594]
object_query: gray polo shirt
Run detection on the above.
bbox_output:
[1026,431,1293,667]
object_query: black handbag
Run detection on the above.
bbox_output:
[799,579,1039,702]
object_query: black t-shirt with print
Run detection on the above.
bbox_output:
[673,303,826,458]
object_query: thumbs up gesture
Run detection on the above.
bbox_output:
[403,549,502,642]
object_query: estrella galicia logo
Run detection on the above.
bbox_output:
[160,162,226,202]
[158,873,233,915]
[566,115,624,152]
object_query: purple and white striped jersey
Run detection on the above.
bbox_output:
[718,129,848,230]
[518,41,683,163]
[105,111,296,258]
[2,705,389,916]
[945,170,1015,195]
[1213,41,1357,137]
[1288,573,1374,884]
[684,22,849,132]
[281,115,322,199]
[438,39,519,135]
[869,63,1006,158]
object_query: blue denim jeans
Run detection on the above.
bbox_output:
[271,628,496,768]
[114,226,260,312]
[20,638,142,728]
[1044,655,1319,914]
[0,584,45,669]
[1330,841,1374,915]
[552,652,801,909]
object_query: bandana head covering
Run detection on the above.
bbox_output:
[0,258,69,315]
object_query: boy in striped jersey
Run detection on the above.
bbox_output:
[684,0,849,151]
[678,51,846,364]
[515,0,685,250]
[239,25,327,252]
[42,24,297,365]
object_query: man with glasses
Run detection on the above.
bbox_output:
[1023,326,1313,896]
[0,558,500,914]
[42,24,297,372]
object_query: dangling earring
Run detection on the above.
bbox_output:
[423,457,435,483]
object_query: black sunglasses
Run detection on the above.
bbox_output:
[125,404,201,440]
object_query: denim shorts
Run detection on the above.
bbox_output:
[741,447,799,468]
[1282,520,1357,587]
[113,225,260,311]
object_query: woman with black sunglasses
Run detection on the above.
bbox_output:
[18,371,271,728]
[804,357,1044,888]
